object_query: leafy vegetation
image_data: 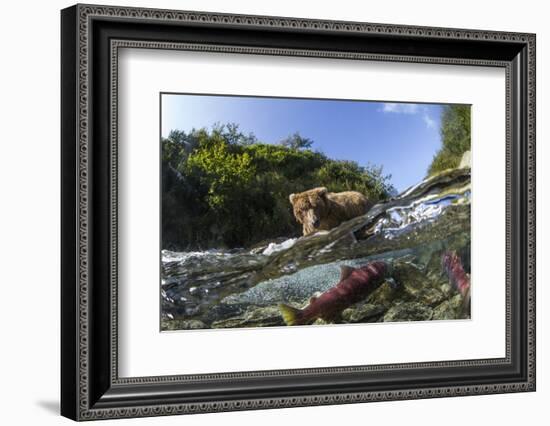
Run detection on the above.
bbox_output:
[162,124,394,250]
[428,105,471,175]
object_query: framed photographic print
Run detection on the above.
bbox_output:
[61,4,536,421]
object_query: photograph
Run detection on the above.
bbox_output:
[160,94,472,331]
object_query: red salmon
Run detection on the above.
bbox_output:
[441,251,471,310]
[279,261,392,326]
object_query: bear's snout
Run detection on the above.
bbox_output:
[305,210,320,229]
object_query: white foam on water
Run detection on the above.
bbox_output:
[261,238,298,256]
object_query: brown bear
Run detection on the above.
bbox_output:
[289,187,372,236]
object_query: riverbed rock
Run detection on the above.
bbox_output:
[211,306,285,328]
[383,302,433,322]
[161,319,207,331]
[342,303,386,323]
[201,303,247,324]
[389,261,446,306]
[432,294,466,320]
[440,283,453,297]
[366,281,400,307]
[418,288,447,306]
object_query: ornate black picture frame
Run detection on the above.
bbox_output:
[61,4,536,421]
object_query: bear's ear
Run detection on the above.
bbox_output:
[317,187,328,197]
[289,193,296,204]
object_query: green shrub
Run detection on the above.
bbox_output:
[428,105,471,175]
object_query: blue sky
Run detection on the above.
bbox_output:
[161,94,445,192]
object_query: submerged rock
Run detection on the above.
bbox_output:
[383,302,433,322]
[432,294,467,320]
[201,303,247,324]
[416,288,447,306]
[342,304,386,323]
[366,281,400,307]
[161,319,207,331]
[440,283,454,297]
[211,306,285,328]
[376,260,446,307]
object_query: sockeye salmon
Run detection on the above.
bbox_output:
[441,251,471,310]
[279,261,393,326]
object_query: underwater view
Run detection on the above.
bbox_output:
[160,94,471,331]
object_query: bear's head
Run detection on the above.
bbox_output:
[289,187,330,235]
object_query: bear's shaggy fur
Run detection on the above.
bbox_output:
[289,187,372,236]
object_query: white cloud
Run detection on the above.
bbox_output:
[422,113,437,129]
[380,102,437,130]
[381,103,420,114]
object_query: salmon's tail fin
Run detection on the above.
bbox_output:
[278,304,303,326]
